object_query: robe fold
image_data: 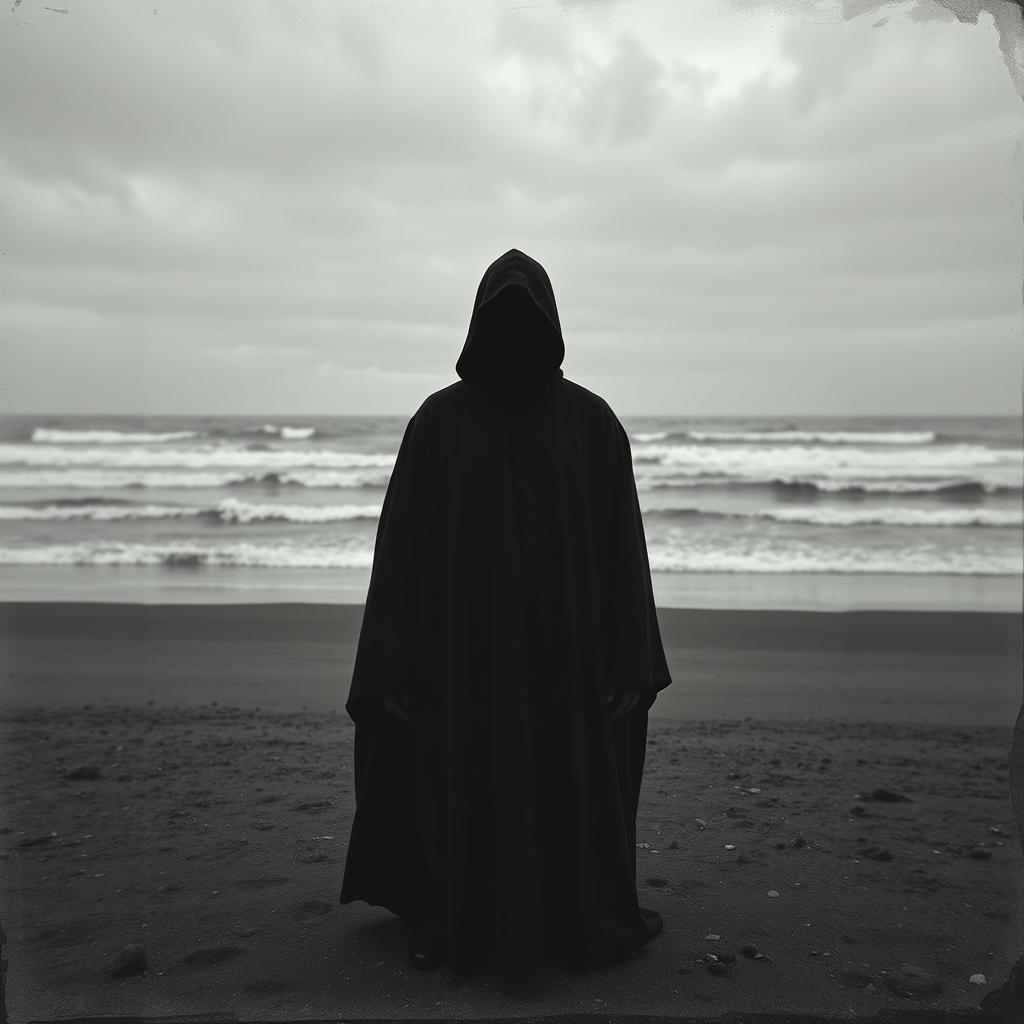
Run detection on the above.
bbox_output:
[339,248,673,972]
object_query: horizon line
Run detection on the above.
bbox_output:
[3,411,1022,420]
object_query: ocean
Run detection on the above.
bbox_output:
[1,412,1020,611]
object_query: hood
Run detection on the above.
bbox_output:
[456,248,565,408]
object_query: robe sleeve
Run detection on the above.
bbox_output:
[601,415,673,703]
[345,407,426,725]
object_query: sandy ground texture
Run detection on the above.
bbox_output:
[0,602,1020,1022]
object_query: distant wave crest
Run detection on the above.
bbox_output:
[29,424,322,443]
[0,468,393,490]
[642,476,1019,497]
[631,440,1012,473]
[0,498,383,524]
[685,429,937,444]
[629,440,1021,494]
[1,443,395,470]
[645,504,1023,528]
[31,428,199,444]
[260,424,317,440]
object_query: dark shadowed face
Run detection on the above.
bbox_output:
[471,283,560,377]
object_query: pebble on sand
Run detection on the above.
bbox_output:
[698,953,733,977]
[969,973,987,985]
[767,890,780,898]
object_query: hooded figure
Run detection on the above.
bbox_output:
[339,248,672,973]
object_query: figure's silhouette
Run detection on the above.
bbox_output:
[339,248,673,974]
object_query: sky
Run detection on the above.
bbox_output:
[1,0,1021,417]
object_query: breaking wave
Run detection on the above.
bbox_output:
[641,477,1019,497]
[0,469,393,490]
[30,428,199,444]
[645,505,1023,528]
[0,498,383,524]
[0,444,395,470]
[259,424,316,440]
[0,536,1015,575]
[684,429,938,445]
[28,424,319,443]
[629,428,941,446]
[630,441,1014,474]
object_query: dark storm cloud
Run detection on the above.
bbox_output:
[0,0,1019,414]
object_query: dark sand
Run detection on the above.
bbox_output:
[0,601,1021,1021]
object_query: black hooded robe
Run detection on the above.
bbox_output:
[339,248,673,973]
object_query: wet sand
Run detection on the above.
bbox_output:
[0,601,1020,1020]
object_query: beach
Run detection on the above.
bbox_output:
[1,601,1021,1021]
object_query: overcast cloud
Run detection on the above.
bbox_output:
[1,0,1020,416]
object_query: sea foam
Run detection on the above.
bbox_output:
[0,469,393,490]
[685,429,937,445]
[0,536,1016,575]
[0,444,396,470]
[0,498,383,524]
[644,505,1023,528]
[31,428,199,444]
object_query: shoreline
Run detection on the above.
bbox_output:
[1,564,1020,613]
[1,601,1020,727]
